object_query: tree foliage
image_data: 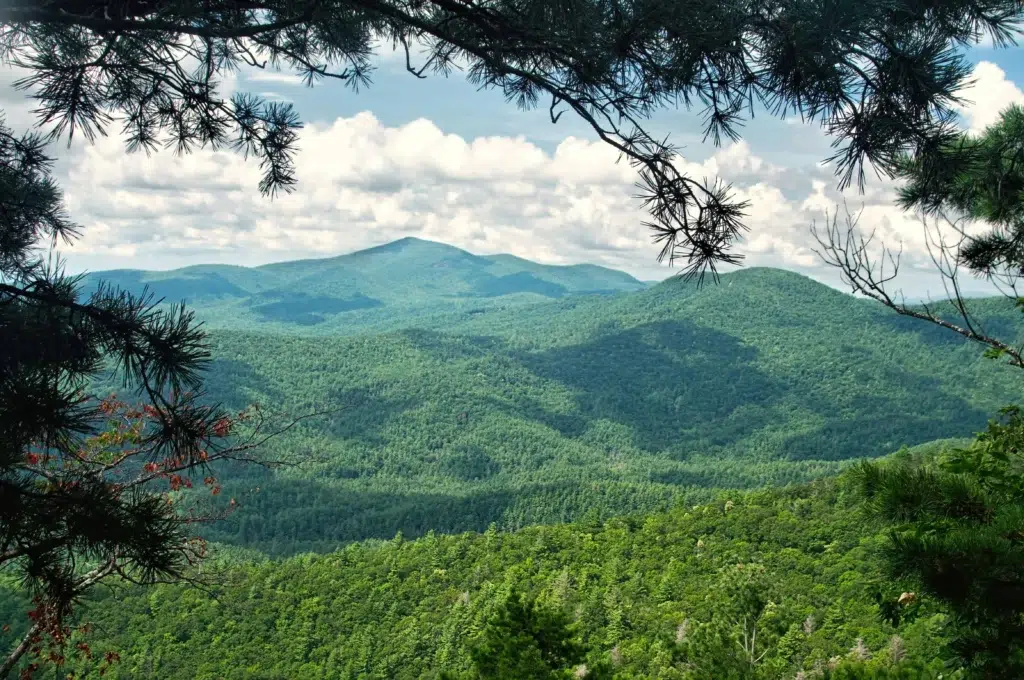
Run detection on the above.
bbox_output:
[3,0,1020,278]
[0,115,316,677]
[853,408,1024,678]
[458,590,597,680]
[1,473,956,679]
[895,104,1024,279]
[817,104,1024,678]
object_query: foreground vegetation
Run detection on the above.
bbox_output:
[0,441,962,679]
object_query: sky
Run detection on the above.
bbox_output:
[2,30,1023,299]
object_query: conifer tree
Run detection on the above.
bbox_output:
[456,590,609,680]
[0,117,315,677]
[815,104,1024,366]
[850,409,1024,678]
[3,0,1021,278]
[817,104,1024,677]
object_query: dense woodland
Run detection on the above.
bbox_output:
[5,242,1016,679]
[0,441,962,679]
[84,247,1024,555]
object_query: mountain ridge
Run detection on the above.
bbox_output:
[93,257,1021,554]
[79,236,652,331]
[77,238,1024,555]
[82,237,647,292]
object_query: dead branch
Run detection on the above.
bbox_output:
[810,203,1024,369]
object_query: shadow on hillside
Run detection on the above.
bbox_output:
[471,272,568,298]
[775,339,995,461]
[199,474,681,556]
[321,386,421,448]
[82,270,247,302]
[522,319,1001,462]
[779,410,992,462]
[392,321,788,458]
[513,320,781,454]
[203,358,286,411]
[396,328,505,360]
[349,318,999,466]
[251,292,383,325]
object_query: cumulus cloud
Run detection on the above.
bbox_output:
[35,105,940,287]
[0,49,1019,298]
[955,60,1024,132]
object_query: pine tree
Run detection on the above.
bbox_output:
[458,590,605,680]
[895,104,1024,282]
[852,408,1024,678]
[0,117,313,676]
[3,0,1021,279]
[817,103,1024,679]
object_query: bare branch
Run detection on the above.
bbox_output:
[811,204,1024,369]
[0,622,40,678]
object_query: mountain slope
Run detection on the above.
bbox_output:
[79,237,649,331]
[99,265,1024,555]
[10,467,953,679]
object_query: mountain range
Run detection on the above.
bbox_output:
[15,237,1023,679]
[79,238,1024,555]
[81,237,649,333]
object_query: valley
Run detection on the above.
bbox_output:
[5,9,1024,678]
[85,240,1024,555]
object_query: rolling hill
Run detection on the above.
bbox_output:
[20,243,1024,679]
[79,237,650,333]
[83,249,1024,555]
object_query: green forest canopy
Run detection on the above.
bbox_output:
[0,442,961,679]
[81,243,1024,555]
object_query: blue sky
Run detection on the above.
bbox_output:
[2,33,1022,298]
[286,40,1023,175]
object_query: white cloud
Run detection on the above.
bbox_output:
[37,106,955,288]
[0,66,38,132]
[257,91,294,103]
[245,70,307,87]
[955,60,1024,132]
[2,49,1020,299]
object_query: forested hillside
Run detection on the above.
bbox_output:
[79,238,649,334]
[83,253,1024,556]
[6,3,1024,677]
[0,444,957,679]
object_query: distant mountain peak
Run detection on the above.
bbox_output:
[78,236,649,331]
[360,236,462,252]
